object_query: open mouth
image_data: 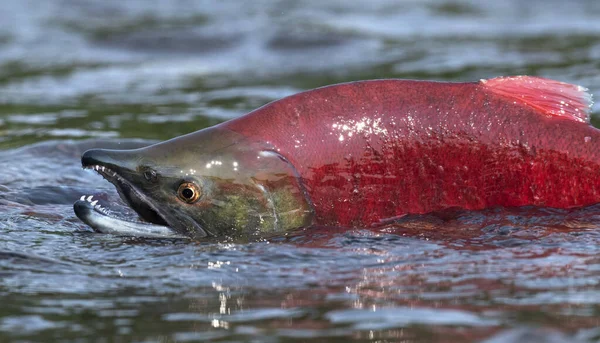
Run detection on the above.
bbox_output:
[85,164,169,227]
[73,164,187,239]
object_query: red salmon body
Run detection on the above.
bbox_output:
[223,77,598,227]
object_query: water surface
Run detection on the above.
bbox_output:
[1,1,600,342]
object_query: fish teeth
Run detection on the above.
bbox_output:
[94,204,109,215]
[79,196,109,215]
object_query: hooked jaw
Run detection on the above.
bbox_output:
[73,194,187,238]
[74,149,206,239]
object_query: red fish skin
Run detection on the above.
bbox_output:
[223,79,600,227]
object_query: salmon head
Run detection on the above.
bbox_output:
[74,126,314,239]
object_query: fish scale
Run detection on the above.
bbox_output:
[224,77,600,227]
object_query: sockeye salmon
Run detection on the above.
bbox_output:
[74,76,598,239]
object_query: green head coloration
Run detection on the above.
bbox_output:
[79,126,314,239]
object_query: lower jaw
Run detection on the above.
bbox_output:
[73,196,187,239]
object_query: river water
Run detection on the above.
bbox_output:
[1,1,600,342]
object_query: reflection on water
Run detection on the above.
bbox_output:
[1,0,600,342]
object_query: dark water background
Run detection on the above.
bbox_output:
[1,1,600,342]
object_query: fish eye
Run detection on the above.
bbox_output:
[177,182,201,203]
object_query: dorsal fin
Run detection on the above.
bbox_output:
[480,76,593,123]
